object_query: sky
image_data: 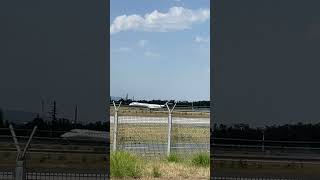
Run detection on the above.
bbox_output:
[214,0,320,127]
[110,0,210,101]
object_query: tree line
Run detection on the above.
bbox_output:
[0,112,109,137]
[212,122,320,147]
[110,97,210,107]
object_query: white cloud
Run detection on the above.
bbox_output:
[194,36,209,43]
[144,51,160,57]
[110,7,210,34]
[138,40,148,47]
[113,47,132,53]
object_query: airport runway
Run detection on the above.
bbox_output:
[110,116,210,125]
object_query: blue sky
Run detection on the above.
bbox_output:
[110,0,210,101]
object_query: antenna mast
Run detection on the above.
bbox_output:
[74,104,78,126]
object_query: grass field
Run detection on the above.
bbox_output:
[213,160,320,178]
[0,151,107,170]
[0,150,209,179]
[110,151,210,179]
[111,124,210,144]
[110,161,210,180]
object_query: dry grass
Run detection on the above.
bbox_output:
[213,160,320,178]
[111,161,210,180]
[0,151,107,170]
[111,124,210,143]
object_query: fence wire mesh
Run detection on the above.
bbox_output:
[0,170,108,180]
[110,105,210,158]
[0,170,13,180]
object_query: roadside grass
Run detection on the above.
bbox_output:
[110,151,143,178]
[190,152,210,167]
[110,151,210,179]
[166,153,181,163]
[110,124,210,144]
[152,164,162,178]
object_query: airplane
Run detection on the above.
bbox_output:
[60,129,107,142]
[128,102,168,109]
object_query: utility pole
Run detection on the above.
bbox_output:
[52,101,56,122]
[74,105,78,128]
[50,100,57,137]
[41,99,45,119]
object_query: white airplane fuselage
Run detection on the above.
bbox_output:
[61,129,107,142]
[129,102,165,109]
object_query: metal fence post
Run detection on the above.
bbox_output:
[112,101,121,152]
[9,124,37,180]
[167,112,172,156]
[166,102,176,156]
[15,160,25,180]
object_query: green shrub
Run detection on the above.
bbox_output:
[110,151,143,178]
[152,165,161,178]
[166,153,181,163]
[191,152,210,167]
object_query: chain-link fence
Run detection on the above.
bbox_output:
[110,102,210,158]
[0,126,108,180]
[0,169,108,180]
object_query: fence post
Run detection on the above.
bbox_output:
[9,124,37,180]
[15,160,25,180]
[112,101,121,152]
[166,102,177,156]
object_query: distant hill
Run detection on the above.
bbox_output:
[2,109,38,124]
